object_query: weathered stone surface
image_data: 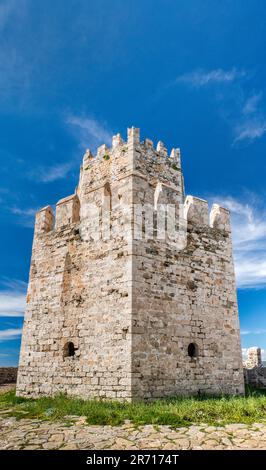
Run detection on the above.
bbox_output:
[0,416,266,450]
[16,128,244,400]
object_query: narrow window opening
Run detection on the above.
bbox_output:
[63,341,75,358]
[104,182,112,212]
[188,342,198,358]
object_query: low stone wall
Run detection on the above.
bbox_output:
[0,367,18,385]
[244,367,266,389]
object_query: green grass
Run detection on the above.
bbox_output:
[1,387,266,427]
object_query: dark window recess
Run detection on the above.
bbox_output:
[188,343,198,358]
[63,342,75,358]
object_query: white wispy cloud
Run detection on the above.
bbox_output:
[233,91,266,143]
[0,278,27,291]
[0,278,26,317]
[213,195,266,289]
[173,67,266,145]
[243,92,263,115]
[0,328,23,341]
[175,68,246,88]
[66,115,112,152]
[0,293,26,317]
[241,330,266,336]
[26,116,112,185]
[233,118,266,144]
[28,162,73,183]
[28,116,112,183]
[9,206,38,228]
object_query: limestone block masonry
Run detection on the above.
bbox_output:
[16,128,244,400]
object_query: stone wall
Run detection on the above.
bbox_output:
[132,176,243,398]
[0,367,17,384]
[16,128,244,400]
[16,132,134,400]
[244,367,266,389]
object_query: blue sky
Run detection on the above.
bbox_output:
[0,0,266,366]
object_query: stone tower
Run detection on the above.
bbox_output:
[16,128,244,400]
[243,347,262,369]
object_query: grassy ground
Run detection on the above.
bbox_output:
[1,387,266,427]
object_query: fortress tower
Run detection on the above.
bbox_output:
[16,128,244,400]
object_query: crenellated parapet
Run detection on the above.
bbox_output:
[34,195,80,238]
[82,149,94,167]
[210,204,231,233]
[32,128,232,242]
[112,133,123,148]
[156,140,168,157]
[78,127,183,177]
[184,196,209,226]
[184,196,232,233]
[96,144,109,159]
[34,206,54,234]
[75,127,186,214]
[55,194,80,229]
[127,127,140,147]
[170,148,181,169]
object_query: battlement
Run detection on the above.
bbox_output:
[33,196,231,239]
[210,204,231,232]
[34,195,80,235]
[32,128,232,240]
[184,196,209,226]
[32,127,232,238]
[78,127,181,168]
[76,127,184,211]
[34,205,54,234]
[55,194,80,229]
[185,197,231,232]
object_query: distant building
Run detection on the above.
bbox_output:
[243,347,266,389]
[243,347,262,369]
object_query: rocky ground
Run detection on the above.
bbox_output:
[1,413,266,450]
[1,385,266,450]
